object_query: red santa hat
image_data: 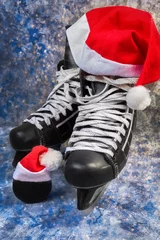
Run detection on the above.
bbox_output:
[13,145,63,203]
[66,6,160,110]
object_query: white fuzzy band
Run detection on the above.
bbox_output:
[13,162,51,182]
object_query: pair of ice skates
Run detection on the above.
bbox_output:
[10,4,160,210]
[10,39,136,210]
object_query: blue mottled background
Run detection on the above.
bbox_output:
[0,0,160,239]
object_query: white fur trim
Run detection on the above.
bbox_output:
[67,14,143,77]
[13,162,51,182]
[126,86,151,110]
[39,148,63,171]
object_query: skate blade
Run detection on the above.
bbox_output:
[77,183,109,213]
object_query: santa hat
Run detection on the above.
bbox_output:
[13,145,63,203]
[66,6,160,110]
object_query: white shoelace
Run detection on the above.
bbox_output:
[66,76,135,157]
[24,67,80,130]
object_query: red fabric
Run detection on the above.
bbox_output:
[20,146,48,172]
[86,6,160,85]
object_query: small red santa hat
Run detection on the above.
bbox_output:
[13,145,63,203]
[66,6,160,110]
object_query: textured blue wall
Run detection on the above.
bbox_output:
[0,1,160,239]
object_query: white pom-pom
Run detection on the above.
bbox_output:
[126,86,151,110]
[39,148,63,171]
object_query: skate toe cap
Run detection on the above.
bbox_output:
[10,123,40,151]
[64,150,114,188]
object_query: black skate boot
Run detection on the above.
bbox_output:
[10,39,80,167]
[64,71,137,210]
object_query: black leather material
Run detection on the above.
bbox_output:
[10,123,42,151]
[65,150,114,188]
[64,76,137,189]
[65,112,136,188]
[13,179,52,203]
[64,37,77,69]
[10,107,78,151]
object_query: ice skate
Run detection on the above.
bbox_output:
[64,6,160,210]
[10,39,80,167]
[64,71,137,210]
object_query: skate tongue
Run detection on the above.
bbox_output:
[63,39,77,69]
[91,81,106,95]
[80,71,108,97]
[63,27,77,69]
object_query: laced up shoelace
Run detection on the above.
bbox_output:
[24,67,80,130]
[66,76,135,157]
